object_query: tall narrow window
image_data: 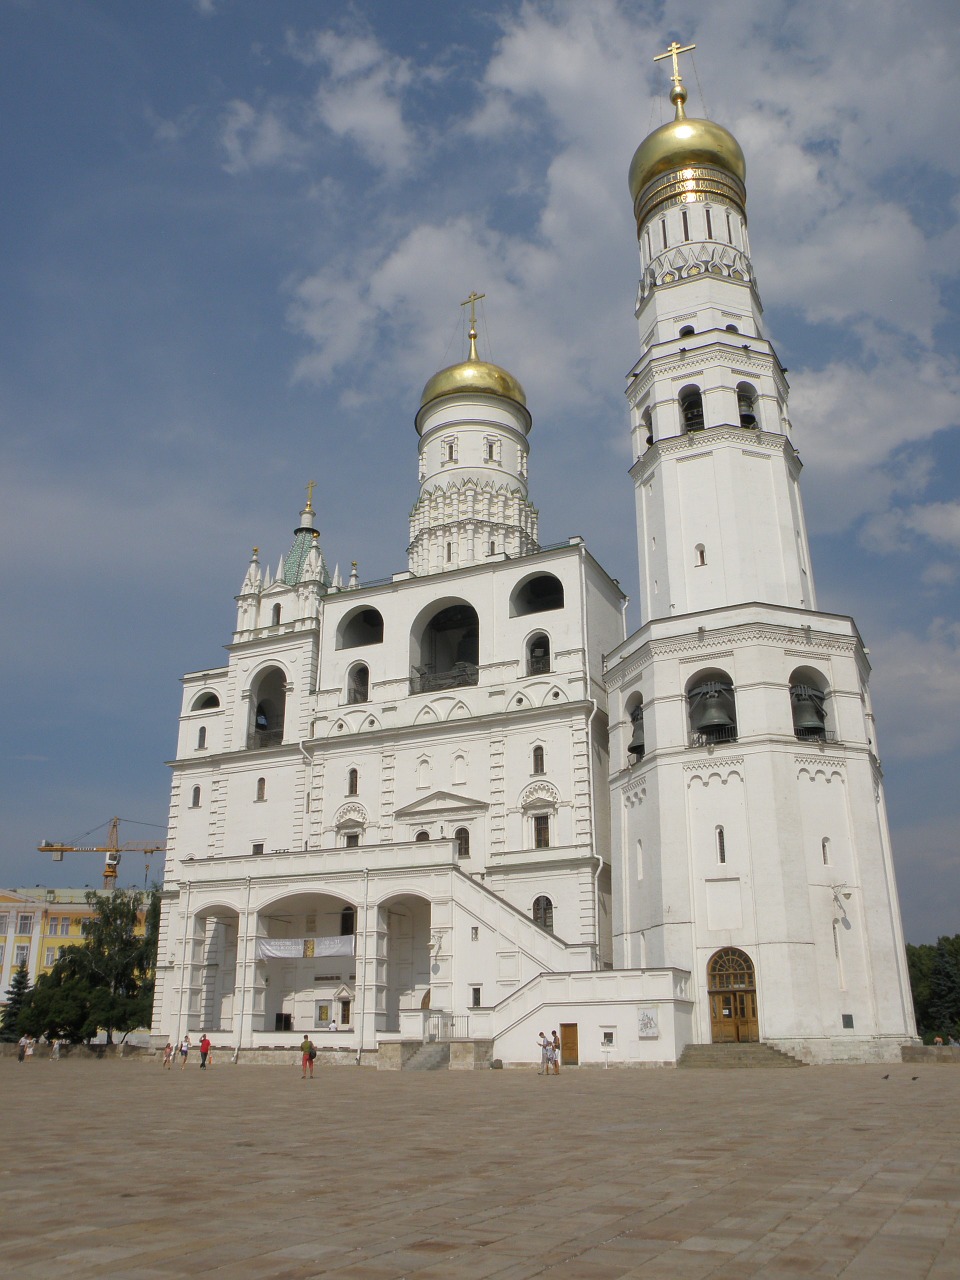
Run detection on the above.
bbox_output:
[486,440,495,461]
[532,745,545,775]
[489,541,496,555]
[197,726,206,749]
[340,907,355,935]
[695,544,706,566]
[705,207,713,239]
[680,387,704,432]
[645,228,652,260]
[347,768,358,796]
[533,895,554,931]
[446,542,452,562]
[725,211,733,244]
[347,664,369,704]
[256,777,266,802]
[822,837,830,866]
[717,826,726,864]
[660,217,667,250]
[533,813,550,849]
[681,209,690,241]
[446,441,455,462]
[455,827,470,859]
[271,604,281,626]
[191,786,201,808]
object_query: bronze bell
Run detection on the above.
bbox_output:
[738,392,757,427]
[628,709,645,757]
[791,686,825,731]
[695,694,735,730]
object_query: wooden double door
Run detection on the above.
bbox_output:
[708,948,759,1043]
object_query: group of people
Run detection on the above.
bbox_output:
[16,1035,62,1061]
[538,1030,561,1075]
[162,1033,213,1070]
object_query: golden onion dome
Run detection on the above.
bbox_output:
[628,83,745,209]
[419,325,526,411]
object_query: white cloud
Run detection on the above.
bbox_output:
[220,99,308,173]
[871,618,960,761]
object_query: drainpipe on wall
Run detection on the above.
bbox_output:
[578,541,604,972]
[174,879,192,1045]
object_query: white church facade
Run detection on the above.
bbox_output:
[152,51,916,1066]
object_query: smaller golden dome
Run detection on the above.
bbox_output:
[628,84,745,207]
[419,324,526,411]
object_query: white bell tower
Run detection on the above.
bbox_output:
[605,43,916,1064]
[626,48,815,623]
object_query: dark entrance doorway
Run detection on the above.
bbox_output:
[707,947,759,1043]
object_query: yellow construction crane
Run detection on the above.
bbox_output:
[39,816,167,889]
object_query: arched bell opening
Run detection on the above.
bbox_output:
[346,663,370,704]
[736,380,759,429]
[679,384,704,433]
[526,632,551,676]
[626,694,645,765]
[641,406,654,449]
[789,666,831,741]
[410,598,480,693]
[248,666,287,749]
[511,573,564,617]
[687,669,738,745]
[707,947,759,1043]
[337,607,384,649]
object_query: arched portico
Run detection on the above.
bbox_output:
[193,905,240,1034]
[252,891,357,1036]
[377,893,434,1032]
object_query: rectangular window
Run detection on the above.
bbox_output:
[681,209,690,241]
[344,832,360,848]
[660,218,667,250]
[316,1003,330,1025]
[470,986,482,1008]
[601,1030,615,1047]
[251,842,264,856]
[471,926,479,941]
[48,917,59,937]
[60,919,70,937]
[533,814,550,849]
[0,944,4,967]
[274,1013,293,1032]
[340,999,351,1025]
[45,947,56,967]
[17,914,34,934]
[705,207,713,239]
[0,913,7,934]
[14,943,29,966]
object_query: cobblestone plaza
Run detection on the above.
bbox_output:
[2,1058,957,1278]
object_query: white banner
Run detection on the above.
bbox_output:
[256,935,355,960]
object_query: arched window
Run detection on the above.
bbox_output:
[347,768,358,796]
[193,692,220,711]
[790,669,828,741]
[527,633,551,675]
[410,601,479,692]
[679,386,704,432]
[717,826,726,864]
[511,574,564,617]
[347,664,369,704]
[822,837,831,866]
[687,671,737,744]
[337,608,384,649]
[197,726,207,749]
[255,777,266,802]
[489,541,496,555]
[532,895,554,931]
[455,827,470,859]
[532,745,545,775]
[191,785,201,808]
[627,698,645,762]
[695,544,706,566]
[415,830,430,843]
[679,325,695,338]
[736,382,758,428]
[249,667,286,749]
[271,604,281,626]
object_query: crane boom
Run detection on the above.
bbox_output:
[39,816,166,888]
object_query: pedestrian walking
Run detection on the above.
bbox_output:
[162,1042,174,1069]
[199,1033,211,1069]
[537,1031,550,1074]
[51,1038,61,1061]
[179,1034,191,1070]
[300,1034,316,1078]
[551,1030,561,1075]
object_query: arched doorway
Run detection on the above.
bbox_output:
[707,948,759,1043]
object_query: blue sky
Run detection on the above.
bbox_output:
[2,0,958,942]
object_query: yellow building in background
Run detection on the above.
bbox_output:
[0,887,146,1003]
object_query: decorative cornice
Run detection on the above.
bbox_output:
[796,756,847,771]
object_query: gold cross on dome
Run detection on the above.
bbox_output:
[305,479,316,510]
[654,40,696,86]
[460,290,485,329]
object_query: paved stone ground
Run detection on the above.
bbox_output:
[1,1058,958,1279]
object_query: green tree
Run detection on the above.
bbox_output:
[906,941,936,1033]
[20,888,160,1044]
[0,962,32,1041]
[929,935,960,1038]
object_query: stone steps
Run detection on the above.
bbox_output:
[678,1042,805,1068]
[403,1042,451,1071]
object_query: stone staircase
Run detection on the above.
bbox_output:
[678,1042,805,1068]
[403,1042,451,1071]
